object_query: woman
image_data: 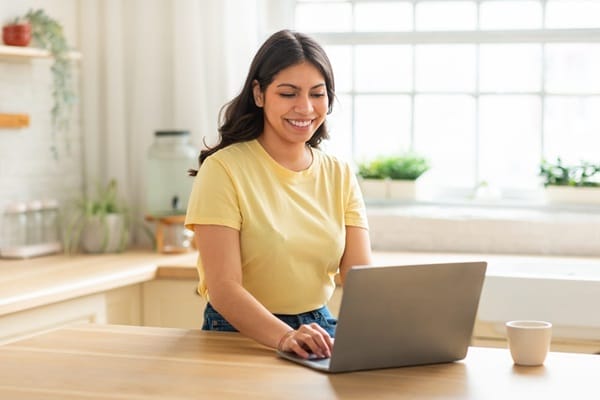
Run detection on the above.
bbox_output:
[185,29,371,359]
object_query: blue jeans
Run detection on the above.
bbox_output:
[202,302,337,338]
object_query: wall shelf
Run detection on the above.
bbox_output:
[0,44,81,61]
[0,113,29,128]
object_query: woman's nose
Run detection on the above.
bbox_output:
[294,95,314,113]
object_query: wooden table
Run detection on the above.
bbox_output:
[0,324,598,399]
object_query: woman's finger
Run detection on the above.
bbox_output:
[295,324,332,357]
[307,322,334,352]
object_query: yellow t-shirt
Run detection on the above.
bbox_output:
[184,139,368,314]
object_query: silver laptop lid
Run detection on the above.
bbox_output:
[328,261,487,373]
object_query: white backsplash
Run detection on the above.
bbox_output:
[0,2,83,239]
[0,62,83,205]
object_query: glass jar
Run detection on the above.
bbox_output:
[41,199,61,244]
[146,130,198,216]
[1,202,28,251]
[26,200,44,245]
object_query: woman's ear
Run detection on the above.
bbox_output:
[252,80,264,107]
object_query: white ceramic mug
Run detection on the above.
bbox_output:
[505,320,552,366]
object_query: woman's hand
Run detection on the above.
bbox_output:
[278,323,333,359]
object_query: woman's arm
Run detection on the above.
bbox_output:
[338,226,372,286]
[194,224,332,358]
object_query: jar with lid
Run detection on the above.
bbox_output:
[146,130,197,216]
[1,202,28,252]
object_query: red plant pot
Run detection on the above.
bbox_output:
[2,23,32,47]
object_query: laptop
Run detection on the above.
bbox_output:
[277,261,487,373]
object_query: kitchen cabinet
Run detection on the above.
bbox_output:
[0,279,209,344]
[142,279,342,330]
[142,279,206,329]
[0,251,197,344]
[0,285,141,345]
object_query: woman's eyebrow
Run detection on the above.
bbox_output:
[276,83,326,90]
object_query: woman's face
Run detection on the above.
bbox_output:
[254,61,328,147]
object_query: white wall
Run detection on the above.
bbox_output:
[1,0,283,247]
[0,1,83,218]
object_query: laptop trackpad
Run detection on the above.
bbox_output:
[277,350,332,372]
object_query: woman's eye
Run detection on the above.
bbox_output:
[280,93,295,98]
[311,93,326,98]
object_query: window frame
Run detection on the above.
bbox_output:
[294,0,600,203]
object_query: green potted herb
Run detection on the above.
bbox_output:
[65,179,130,253]
[23,9,76,159]
[540,158,600,205]
[357,152,430,201]
[357,158,388,199]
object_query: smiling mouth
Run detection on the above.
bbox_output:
[287,119,313,128]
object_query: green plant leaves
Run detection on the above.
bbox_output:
[357,153,430,180]
[64,179,130,254]
[540,158,600,187]
[24,8,76,159]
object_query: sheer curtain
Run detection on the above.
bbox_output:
[78,0,292,243]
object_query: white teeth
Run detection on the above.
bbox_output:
[288,119,311,127]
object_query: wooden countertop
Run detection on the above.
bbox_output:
[0,323,598,399]
[0,250,199,316]
[2,249,600,318]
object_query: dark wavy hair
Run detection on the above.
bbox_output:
[188,29,335,175]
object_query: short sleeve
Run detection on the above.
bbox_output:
[184,155,242,231]
[343,163,369,229]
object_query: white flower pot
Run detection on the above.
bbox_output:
[81,213,129,253]
[388,179,417,201]
[358,179,388,201]
[545,186,600,205]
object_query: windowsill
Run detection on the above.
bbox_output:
[366,200,600,257]
[366,198,600,217]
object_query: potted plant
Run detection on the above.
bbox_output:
[539,158,600,205]
[2,17,31,46]
[22,9,76,159]
[357,152,430,201]
[357,158,389,200]
[65,179,130,253]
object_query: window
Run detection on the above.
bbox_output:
[294,0,600,200]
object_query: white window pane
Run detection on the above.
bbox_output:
[354,95,411,160]
[355,2,413,32]
[295,3,352,32]
[355,45,412,92]
[414,95,476,188]
[546,0,600,29]
[324,95,353,162]
[480,1,542,30]
[416,1,476,31]
[479,96,541,190]
[546,44,600,93]
[544,97,600,164]
[480,44,542,92]
[324,45,352,93]
[416,45,476,92]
